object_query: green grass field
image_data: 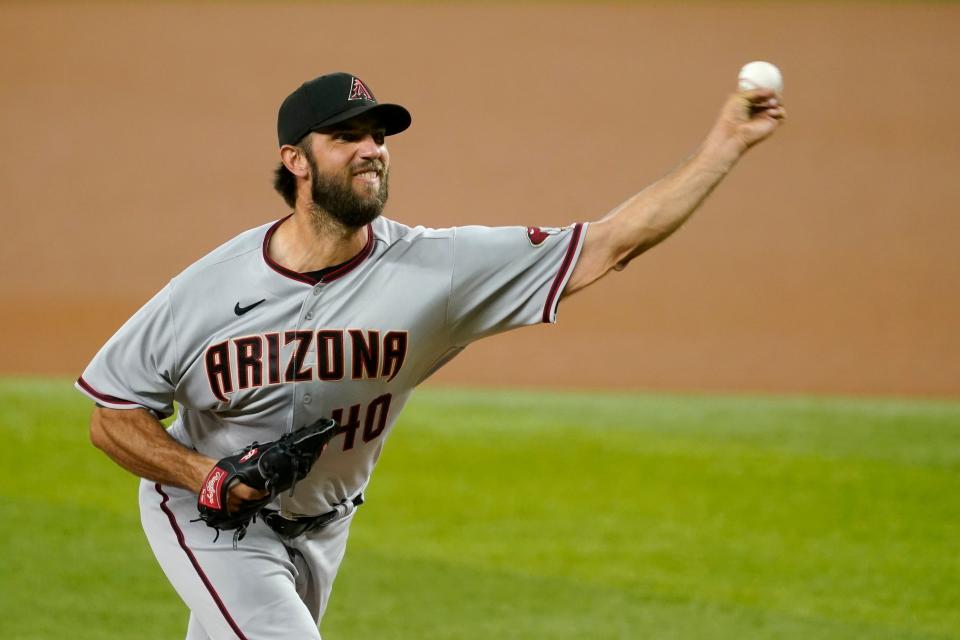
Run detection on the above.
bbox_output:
[1,379,958,639]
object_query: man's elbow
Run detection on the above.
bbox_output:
[89,407,111,452]
[563,224,649,296]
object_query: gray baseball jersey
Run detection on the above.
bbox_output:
[77,215,586,517]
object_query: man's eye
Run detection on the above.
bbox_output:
[334,131,385,144]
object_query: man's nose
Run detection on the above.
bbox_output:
[357,134,383,159]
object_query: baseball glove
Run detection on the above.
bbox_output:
[195,418,338,546]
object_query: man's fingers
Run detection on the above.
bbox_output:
[745,91,786,122]
[232,482,270,501]
[742,89,783,111]
[756,105,787,120]
[749,96,781,109]
[726,91,784,124]
[743,88,777,101]
[224,481,270,513]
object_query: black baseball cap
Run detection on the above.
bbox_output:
[277,72,412,147]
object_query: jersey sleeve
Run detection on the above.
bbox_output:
[447,223,587,346]
[75,283,179,418]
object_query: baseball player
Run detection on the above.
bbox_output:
[77,72,784,639]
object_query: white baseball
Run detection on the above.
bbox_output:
[737,61,783,93]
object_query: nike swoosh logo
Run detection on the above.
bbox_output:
[234,299,266,316]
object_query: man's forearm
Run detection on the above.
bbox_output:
[564,90,784,295]
[605,139,742,271]
[565,141,741,295]
[90,407,215,493]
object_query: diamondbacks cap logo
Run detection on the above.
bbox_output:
[348,77,375,102]
[526,226,564,247]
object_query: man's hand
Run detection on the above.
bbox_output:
[195,418,338,544]
[705,89,787,158]
[226,482,270,514]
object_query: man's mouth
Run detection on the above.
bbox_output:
[352,168,382,187]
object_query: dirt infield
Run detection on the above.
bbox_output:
[1,3,957,397]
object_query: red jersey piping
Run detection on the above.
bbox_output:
[76,377,173,419]
[542,223,585,323]
[262,215,376,285]
[155,484,250,640]
[76,376,137,405]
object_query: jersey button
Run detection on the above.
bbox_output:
[303,394,312,404]
[305,311,314,321]
[312,284,323,296]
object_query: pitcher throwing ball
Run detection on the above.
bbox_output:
[77,71,784,639]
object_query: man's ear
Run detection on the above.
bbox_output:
[280,140,310,178]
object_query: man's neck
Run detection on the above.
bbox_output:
[268,206,370,274]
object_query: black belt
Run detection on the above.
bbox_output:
[262,494,364,538]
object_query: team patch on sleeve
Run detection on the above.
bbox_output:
[526,226,566,247]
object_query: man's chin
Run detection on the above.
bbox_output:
[326,205,383,230]
[308,171,388,229]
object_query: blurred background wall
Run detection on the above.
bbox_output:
[1,2,957,397]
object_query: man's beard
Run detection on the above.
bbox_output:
[306,154,389,230]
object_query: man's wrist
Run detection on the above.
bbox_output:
[696,135,745,175]
[189,454,220,494]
